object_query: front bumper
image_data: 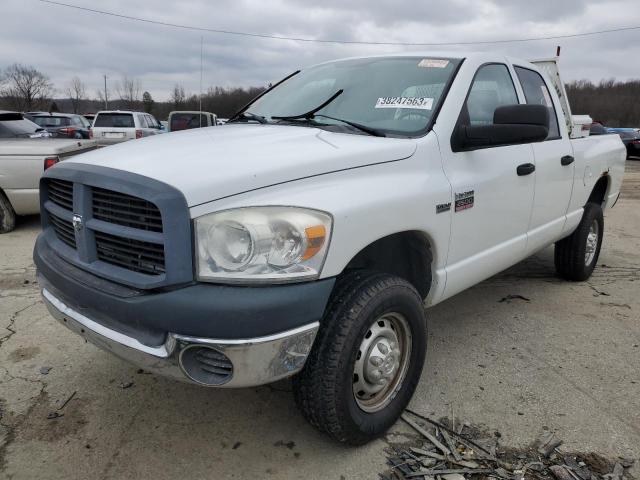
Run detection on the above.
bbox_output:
[42,287,319,387]
[35,234,335,387]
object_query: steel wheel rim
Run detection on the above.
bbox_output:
[585,219,599,266]
[352,312,412,413]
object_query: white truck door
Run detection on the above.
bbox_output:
[439,63,536,298]
[513,65,575,253]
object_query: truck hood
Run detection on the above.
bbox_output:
[67,124,417,207]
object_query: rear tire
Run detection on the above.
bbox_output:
[293,271,427,445]
[554,202,604,281]
[0,191,16,234]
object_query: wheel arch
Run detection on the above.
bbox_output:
[588,174,610,207]
[340,230,433,299]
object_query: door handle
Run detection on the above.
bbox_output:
[561,155,575,166]
[517,163,536,176]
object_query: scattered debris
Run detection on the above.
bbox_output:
[232,442,242,450]
[499,295,531,303]
[537,432,563,458]
[381,410,635,480]
[119,381,134,389]
[57,391,77,411]
[46,412,63,420]
[39,366,52,375]
[274,440,296,450]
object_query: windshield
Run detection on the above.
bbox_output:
[94,113,135,128]
[248,56,461,137]
[0,118,41,138]
[171,113,207,131]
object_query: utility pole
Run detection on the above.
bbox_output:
[199,36,203,128]
[103,74,108,109]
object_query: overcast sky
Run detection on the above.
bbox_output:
[3,0,640,101]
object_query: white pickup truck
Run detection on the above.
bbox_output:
[0,112,97,233]
[34,52,625,444]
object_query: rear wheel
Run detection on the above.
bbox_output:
[554,202,604,281]
[293,271,427,445]
[0,191,16,234]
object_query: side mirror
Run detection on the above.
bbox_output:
[452,104,549,152]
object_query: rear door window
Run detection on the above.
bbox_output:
[33,116,70,128]
[514,66,561,139]
[94,113,135,128]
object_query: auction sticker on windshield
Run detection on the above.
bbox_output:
[375,97,434,110]
[418,59,450,68]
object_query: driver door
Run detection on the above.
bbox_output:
[439,63,536,298]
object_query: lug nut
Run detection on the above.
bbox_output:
[377,342,389,355]
[370,356,383,367]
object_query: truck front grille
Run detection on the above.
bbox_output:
[44,179,165,277]
[95,231,165,275]
[92,187,163,232]
[47,179,73,210]
[48,212,76,249]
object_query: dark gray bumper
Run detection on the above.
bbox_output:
[35,234,335,345]
[35,235,336,387]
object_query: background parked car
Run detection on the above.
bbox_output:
[0,111,51,138]
[614,129,640,158]
[30,113,91,139]
[90,110,163,146]
[168,111,217,132]
[0,111,97,233]
[83,113,96,124]
[589,122,609,135]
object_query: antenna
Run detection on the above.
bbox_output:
[103,74,108,109]
[199,36,203,128]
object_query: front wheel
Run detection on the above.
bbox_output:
[292,271,427,445]
[554,202,604,281]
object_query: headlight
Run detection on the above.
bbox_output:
[195,207,332,283]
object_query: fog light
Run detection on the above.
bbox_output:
[179,345,233,386]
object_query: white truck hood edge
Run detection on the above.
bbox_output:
[66,124,418,207]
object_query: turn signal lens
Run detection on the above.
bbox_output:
[302,225,327,260]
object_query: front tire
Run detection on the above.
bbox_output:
[293,271,427,445]
[554,202,604,281]
[0,191,16,234]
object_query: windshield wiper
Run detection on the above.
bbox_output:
[312,114,386,137]
[272,89,344,121]
[227,111,267,124]
[228,69,301,123]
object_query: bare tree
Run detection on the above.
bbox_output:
[65,76,86,114]
[170,84,186,109]
[142,91,154,113]
[0,63,53,111]
[116,75,141,109]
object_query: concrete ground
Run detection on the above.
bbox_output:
[1,162,639,480]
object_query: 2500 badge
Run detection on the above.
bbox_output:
[455,190,474,212]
